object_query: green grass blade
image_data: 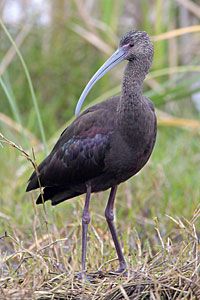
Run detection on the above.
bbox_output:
[0,19,48,154]
[101,0,122,33]
[0,74,29,146]
[0,76,21,125]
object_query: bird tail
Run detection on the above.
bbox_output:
[26,171,39,192]
[26,164,84,205]
[36,186,81,206]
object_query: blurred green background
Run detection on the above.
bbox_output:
[0,0,199,251]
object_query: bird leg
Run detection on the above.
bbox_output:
[80,183,91,278]
[105,186,127,274]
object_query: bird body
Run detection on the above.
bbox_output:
[27,30,157,276]
[27,94,156,205]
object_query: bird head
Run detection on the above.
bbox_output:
[75,30,153,116]
[119,30,153,63]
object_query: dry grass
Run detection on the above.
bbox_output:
[0,215,199,299]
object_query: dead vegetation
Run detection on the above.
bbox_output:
[0,205,199,299]
[0,231,199,299]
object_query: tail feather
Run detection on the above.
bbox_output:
[27,162,84,205]
[26,171,39,191]
[36,186,59,204]
[26,157,49,192]
[36,186,81,205]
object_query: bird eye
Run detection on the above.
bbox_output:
[129,42,134,47]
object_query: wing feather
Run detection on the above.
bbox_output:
[26,97,117,192]
[26,131,111,191]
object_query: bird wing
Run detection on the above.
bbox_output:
[26,105,115,192]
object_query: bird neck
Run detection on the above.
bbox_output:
[117,59,147,124]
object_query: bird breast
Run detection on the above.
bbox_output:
[105,102,157,182]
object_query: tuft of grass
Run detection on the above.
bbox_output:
[0,202,199,299]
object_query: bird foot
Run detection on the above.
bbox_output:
[76,271,91,282]
[76,270,105,282]
[108,266,127,276]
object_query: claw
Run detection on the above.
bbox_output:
[76,270,105,282]
[76,271,92,282]
[108,267,127,276]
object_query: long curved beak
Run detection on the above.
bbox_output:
[75,47,127,116]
